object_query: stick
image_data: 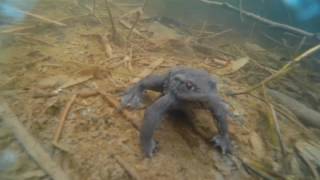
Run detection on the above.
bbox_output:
[200,0,315,38]
[105,0,119,43]
[15,34,55,47]
[197,20,207,39]
[92,0,96,15]
[263,87,288,167]
[267,89,320,129]
[209,28,232,39]
[127,11,141,42]
[126,0,149,42]
[249,58,276,74]
[0,14,89,34]
[15,9,66,27]
[295,146,320,180]
[95,88,140,130]
[120,19,155,45]
[59,75,93,90]
[239,157,277,180]
[113,154,142,180]
[53,94,77,145]
[130,58,164,84]
[0,100,71,180]
[191,41,236,58]
[231,44,320,95]
[0,25,36,34]
[295,36,307,55]
[239,0,244,22]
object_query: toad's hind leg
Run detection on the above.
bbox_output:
[140,94,176,157]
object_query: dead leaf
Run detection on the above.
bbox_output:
[37,75,70,89]
[249,131,266,159]
[60,75,93,89]
[217,57,249,75]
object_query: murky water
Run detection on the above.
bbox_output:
[0,0,320,179]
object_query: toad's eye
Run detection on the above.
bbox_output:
[185,81,195,90]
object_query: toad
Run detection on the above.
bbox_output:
[121,67,231,157]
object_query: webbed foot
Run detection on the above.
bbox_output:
[121,86,144,109]
[142,139,159,158]
[211,135,232,155]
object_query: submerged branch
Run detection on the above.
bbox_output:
[105,0,124,46]
[231,44,320,95]
[15,8,66,27]
[200,0,316,38]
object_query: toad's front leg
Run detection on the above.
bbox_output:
[121,75,166,109]
[140,94,176,157]
[208,95,232,154]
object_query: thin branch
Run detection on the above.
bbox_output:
[105,0,119,42]
[113,154,142,180]
[92,0,96,15]
[263,87,288,172]
[294,36,307,55]
[127,11,141,42]
[0,100,71,180]
[200,0,316,38]
[231,44,320,95]
[15,9,66,27]
[53,94,77,145]
[126,0,149,43]
[239,0,244,22]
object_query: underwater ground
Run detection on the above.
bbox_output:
[0,0,320,179]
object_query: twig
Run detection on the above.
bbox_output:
[0,100,71,180]
[109,55,132,69]
[198,28,232,40]
[262,33,287,48]
[209,28,232,39]
[75,1,103,24]
[14,34,55,47]
[294,36,307,55]
[191,41,236,58]
[231,44,320,95]
[197,20,207,39]
[239,157,277,180]
[105,0,121,45]
[249,58,276,74]
[126,0,149,42]
[59,75,93,90]
[120,19,155,45]
[239,0,244,22]
[0,14,89,34]
[249,22,256,39]
[105,0,117,33]
[131,58,164,84]
[78,89,99,98]
[113,154,142,180]
[200,0,316,38]
[15,8,66,27]
[53,94,77,145]
[263,87,288,170]
[120,7,142,19]
[0,25,36,34]
[127,11,141,42]
[295,145,320,180]
[127,48,133,71]
[95,87,140,130]
[92,0,96,15]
